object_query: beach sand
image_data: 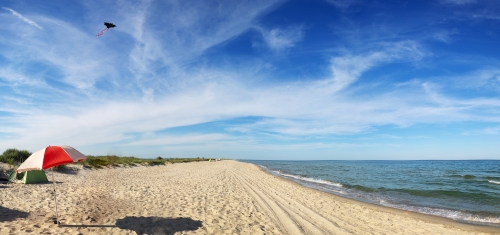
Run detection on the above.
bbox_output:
[0,160,499,234]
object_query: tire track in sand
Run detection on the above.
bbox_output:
[236,169,345,234]
[229,168,302,234]
[228,165,348,235]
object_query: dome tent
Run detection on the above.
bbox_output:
[8,169,48,184]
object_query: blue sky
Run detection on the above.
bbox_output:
[1,0,500,160]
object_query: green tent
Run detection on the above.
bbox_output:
[8,170,23,181]
[8,170,48,184]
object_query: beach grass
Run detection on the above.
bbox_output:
[0,148,213,171]
[76,155,209,169]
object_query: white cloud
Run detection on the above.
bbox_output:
[0,15,119,93]
[431,29,459,43]
[440,0,476,5]
[2,7,43,29]
[90,0,286,99]
[430,69,500,91]
[0,67,46,87]
[7,37,491,153]
[464,126,500,135]
[161,140,366,152]
[257,26,304,50]
[377,134,402,139]
[471,13,500,20]
[2,96,31,105]
[459,69,500,89]
[2,42,497,151]
[125,133,231,146]
[2,70,499,153]
[325,0,356,8]
[327,52,386,92]
[325,41,425,93]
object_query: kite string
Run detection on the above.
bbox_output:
[96,28,109,37]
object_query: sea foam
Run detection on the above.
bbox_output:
[264,168,343,188]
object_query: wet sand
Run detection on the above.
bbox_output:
[0,160,499,234]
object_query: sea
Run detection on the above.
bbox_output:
[240,160,500,226]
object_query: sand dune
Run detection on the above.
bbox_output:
[0,160,498,234]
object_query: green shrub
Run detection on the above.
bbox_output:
[81,156,109,169]
[0,151,210,169]
[54,164,67,172]
[0,148,32,166]
[106,155,120,165]
[148,160,165,166]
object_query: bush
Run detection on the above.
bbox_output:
[0,148,32,166]
[148,160,165,166]
[106,155,120,166]
[82,156,109,169]
[53,164,67,172]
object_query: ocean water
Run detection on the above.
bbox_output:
[240,160,500,226]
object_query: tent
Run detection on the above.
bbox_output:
[8,170,23,181]
[8,170,48,184]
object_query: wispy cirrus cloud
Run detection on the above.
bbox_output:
[464,126,500,135]
[431,29,459,43]
[459,69,500,90]
[2,40,498,152]
[83,0,286,100]
[430,69,500,91]
[439,0,476,5]
[0,67,46,87]
[325,41,426,93]
[2,7,43,29]
[125,133,232,146]
[325,0,357,8]
[470,13,500,20]
[1,15,119,93]
[256,25,304,51]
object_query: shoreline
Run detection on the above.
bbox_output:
[247,159,500,229]
[1,160,499,234]
[252,164,500,234]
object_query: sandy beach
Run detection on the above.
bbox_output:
[1,160,499,235]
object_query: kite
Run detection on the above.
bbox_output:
[96,22,116,37]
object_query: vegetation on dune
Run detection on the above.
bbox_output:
[1,148,216,171]
[0,148,32,177]
[0,148,32,166]
[75,155,208,169]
